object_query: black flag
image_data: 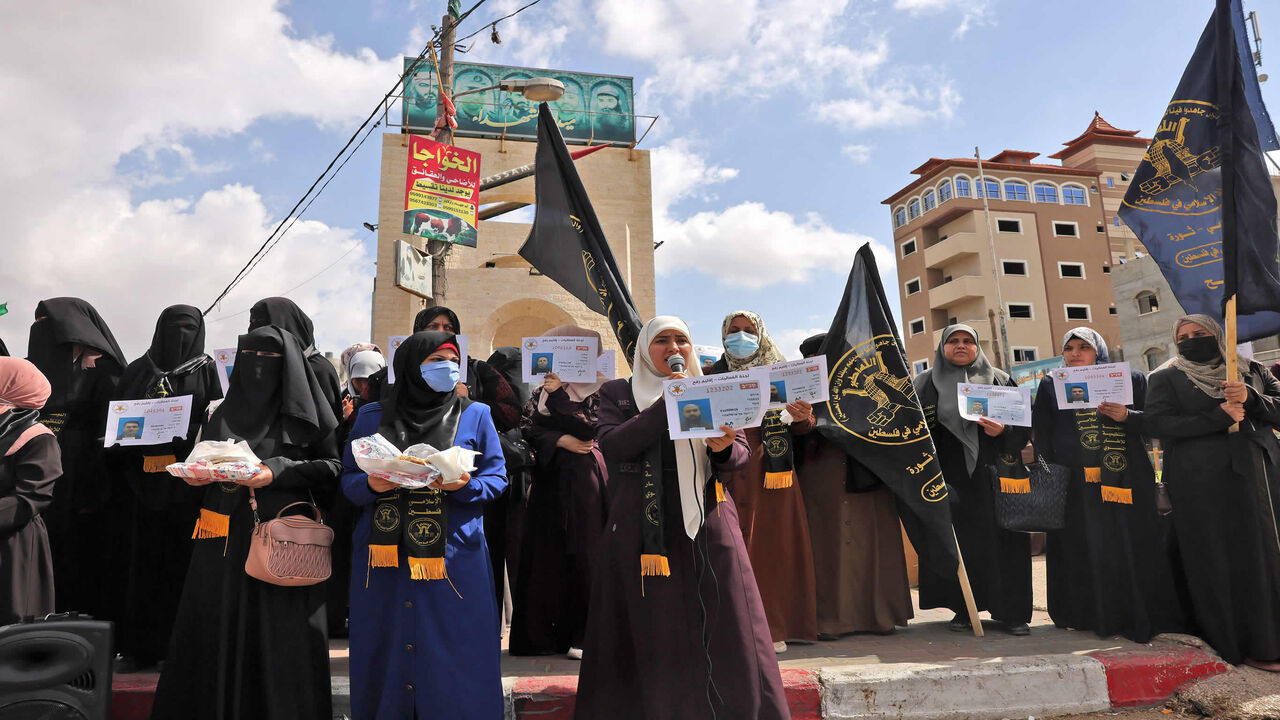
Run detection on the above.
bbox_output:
[814,244,958,576]
[1118,0,1280,340]
[518,103,643,363]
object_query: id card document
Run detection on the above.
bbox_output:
[1050,362,1133,409]
[694,344,721,368]
[213,348,235,395]
[389,334,468,385]
[663,369,768,440]
[764,356,830,409]
[521,335,600,383]
[598,350,617,380]
[104,395,194,447]
[957,383,1033,427]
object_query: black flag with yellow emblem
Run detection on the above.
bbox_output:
[814,243,959,576]
[518,103,642,364]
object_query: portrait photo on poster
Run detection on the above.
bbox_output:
[678,399,715,432]
[117,417,145,439]
[103,395,194,447]
[663,368,769,440]
[1050,362,1132,409]
[957,383,1032,426]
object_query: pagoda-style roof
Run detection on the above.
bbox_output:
[987,150,1040,164]
[1049,111,1150,159]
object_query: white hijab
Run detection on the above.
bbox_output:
[632,315,712,539]
[345,350,386,396]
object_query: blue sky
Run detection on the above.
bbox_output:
[3,0,1276,361]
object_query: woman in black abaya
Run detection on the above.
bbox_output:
[912,324,1032,635]
[150,325,341,720]
[249,297,342,416]
[25,297,125,617]
[1144,314,1280,670]
[106,304,222,668]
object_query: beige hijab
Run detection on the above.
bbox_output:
[720,310,786,371]
[1164,313,1245,398]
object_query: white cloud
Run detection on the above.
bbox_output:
[0,1,394,357]
[841,144,872,163]
[816,78,960,131]
[771,327,831,360]
[892,0,993,38]
[651,138,740,213]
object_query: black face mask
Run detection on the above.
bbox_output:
[1177,335,1221,363]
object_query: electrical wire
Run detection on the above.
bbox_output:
[206,237,368,324]
[455,0,542,45]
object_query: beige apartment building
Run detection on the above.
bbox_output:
[885,114,1150,373]
[370,133,656,366]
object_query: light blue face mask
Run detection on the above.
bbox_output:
[419,360,461,392]
[724,331,760,358]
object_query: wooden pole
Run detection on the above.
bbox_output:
[1226,295,1240,433]
[953,528,984,637]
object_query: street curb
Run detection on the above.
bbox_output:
[1089,645,1231,708]
[819,654,1110,719]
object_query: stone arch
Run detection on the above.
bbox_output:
[475,297,577,357]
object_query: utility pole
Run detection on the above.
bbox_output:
[429,6,457,305]
[975,147,1014,371]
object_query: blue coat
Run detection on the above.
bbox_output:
[342,401,507,720]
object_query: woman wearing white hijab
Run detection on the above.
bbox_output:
[1032,327,1183,642]
[575,316,788,720]
[912,324,1033,635]
[1145,314,1280,670]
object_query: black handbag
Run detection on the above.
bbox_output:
[989,455,1069,532]
[499,429,536,502]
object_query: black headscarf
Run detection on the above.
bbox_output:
[379,331,466,450]
[27,298,125,407]
[486,346,528,406]
[249,297,317,351]
[413,306,461,334]
[117,305,212,400]
[204,326,337,452]
[0,337,8,357]
[799,333,827,359]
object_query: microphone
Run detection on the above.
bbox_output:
[667,354,686,374]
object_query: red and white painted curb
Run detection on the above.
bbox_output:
[110,645,1231,719]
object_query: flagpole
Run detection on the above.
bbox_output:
[975,147,1014,371]
[953,529,984,637]
[1227,295,1240,433]
[1216,0,1241,433]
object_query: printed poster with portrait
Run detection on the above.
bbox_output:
[1050,362,1134,409]
[402,59,636,147]
[520,335,599,383]
[104,395,194,447]
[662,369,768,440]
[764,356,830,410]
[212,348,236,395]
[957,383,1032,427]
[403,134,481,248]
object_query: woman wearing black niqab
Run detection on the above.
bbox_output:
[26,297,125,618]
[106,304,223,669]
[151,325,341,720]
[249,296,342,417]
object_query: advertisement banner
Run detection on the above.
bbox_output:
[402,59,636,146]
[403,134,481,248]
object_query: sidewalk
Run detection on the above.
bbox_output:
[114,558,1233,719]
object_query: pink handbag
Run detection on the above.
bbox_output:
[245,490,333,586]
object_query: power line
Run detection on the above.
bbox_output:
[456,0,542,45]
[207,237,368,324]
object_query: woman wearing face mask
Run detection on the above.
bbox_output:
[151,326,341,720]
[1032,327,1183,642]
[25,298,125,618]
[342,331,508,720]
[106,305,223,670]
[0,358,60,624]
[509,326,609,660]
[414,306,524,618]
[575,316,787,720]
[912,324,1033,636]
[1144,314,1280,671]
[710,310,817,652]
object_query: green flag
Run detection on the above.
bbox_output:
[448,0,461,18]
[0,303,8,317]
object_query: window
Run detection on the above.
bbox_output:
[1002,260,1028,275]
[1033,183,1058,203]
[1053,221,1079,237]
[1103,265,1112,273]
[1008,303,1033,319]
[1097,224,1105,233]
[1114,217,1121,227]
[909,318,926,336]
[996,218,1022,233]
[1058,262,1085,278]
[908,199,921,220]
[1109,307,1117,315]
[939,180,953,203]
[1121,172,1132,182]
[1137,291,1159,315]
[901,238,917,257]
[1013,348,1038,363]
[1065,304,1091,321]
[1144,348,1165,371]
[913,359,930,374]
[976,177,1001,199]
[894,207,906,228]
[1004,181,1029,201]
[955,177,972,197]
[923,190,937,212]
[1062,185,1087,205]
[905,278,922,295]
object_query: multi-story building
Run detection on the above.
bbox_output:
[885,114,1149,374]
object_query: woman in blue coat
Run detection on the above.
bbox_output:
[342,330,508,720]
